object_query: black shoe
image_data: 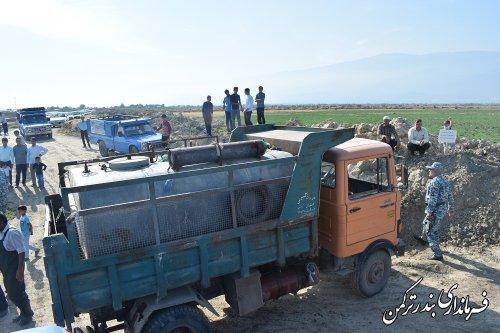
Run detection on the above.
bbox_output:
[429,255,444,261]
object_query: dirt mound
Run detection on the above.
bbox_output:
[401,144,500,248]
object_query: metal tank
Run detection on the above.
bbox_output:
[68,146,294,258]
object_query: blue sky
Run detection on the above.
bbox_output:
[1,0,499,108]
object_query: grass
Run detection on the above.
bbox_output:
[203,108,500,142]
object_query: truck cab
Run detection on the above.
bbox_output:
[319,138,405,296]
[89,115,163,156]
[17,107,53,139]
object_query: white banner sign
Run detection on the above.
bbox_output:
[438,129,457,143]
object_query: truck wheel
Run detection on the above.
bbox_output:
[235,185,272,225]
[351,249,391,297]
[141,304,211,333]
[98,141,109,157]
[129,145,140,154]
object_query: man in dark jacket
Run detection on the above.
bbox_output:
[202,95,214,136]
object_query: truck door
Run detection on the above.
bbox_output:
[345,157,396,246]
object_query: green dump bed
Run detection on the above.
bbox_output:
[43,125,354,328]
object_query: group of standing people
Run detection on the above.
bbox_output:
[0,135,48,192]
[203,86,266,135]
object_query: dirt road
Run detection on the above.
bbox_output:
[1,129,498,333]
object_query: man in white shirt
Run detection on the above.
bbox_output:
[0,214,35,326]
[0,138,14,185]
[27,137,48,187]
[243,88,254,126]
[407,119,431,156]
[77,116,91,148]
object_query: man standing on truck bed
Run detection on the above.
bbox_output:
[77,116,91,148]
[27,138,48,187]
[0,213,35,326]
[422,162,454,261]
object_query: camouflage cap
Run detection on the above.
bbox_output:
[425,162,443,171]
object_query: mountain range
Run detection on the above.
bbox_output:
[264,51,500,104]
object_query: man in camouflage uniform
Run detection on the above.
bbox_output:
[422,162,455,261]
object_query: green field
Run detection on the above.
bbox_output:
[208,108,500,142]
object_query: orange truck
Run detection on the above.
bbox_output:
[239,128,407,297]
[318,137,406,296]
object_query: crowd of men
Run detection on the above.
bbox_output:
[0,130,48,327]
[202,86,266,135]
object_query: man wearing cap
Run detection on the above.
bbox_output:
[422,162,454,261]
[378,116,400,151]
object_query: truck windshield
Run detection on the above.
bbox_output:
[124,124,155,136]
[23,116,47,124]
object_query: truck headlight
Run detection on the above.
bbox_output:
[141,142,148,151]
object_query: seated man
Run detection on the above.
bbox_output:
[378,116,400,151]
[407,119,431,155]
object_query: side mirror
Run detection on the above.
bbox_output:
[397,163,409,189]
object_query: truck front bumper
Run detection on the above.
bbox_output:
[25,130,52,136]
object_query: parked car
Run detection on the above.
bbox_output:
[17,107,53,139]
[48,112,67,127]
[89,115,163,156]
